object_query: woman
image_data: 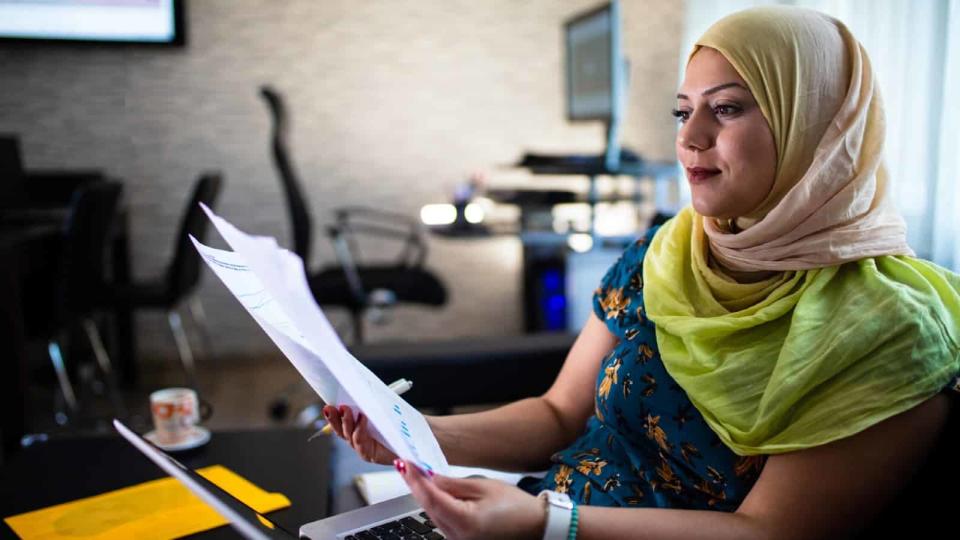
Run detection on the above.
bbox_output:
[325,6,960,539]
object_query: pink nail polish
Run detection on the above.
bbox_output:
[426,469,435,478]
[394,459,406,474]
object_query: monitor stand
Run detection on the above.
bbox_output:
[603,118,622,172]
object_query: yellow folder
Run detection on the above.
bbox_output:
[3,465,290,539]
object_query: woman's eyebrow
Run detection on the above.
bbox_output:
[676,82,750,100]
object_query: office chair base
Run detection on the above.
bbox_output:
[47,340,78,413]
[167,309,199,391]
[188,297,216,365]
[81,317,127,418]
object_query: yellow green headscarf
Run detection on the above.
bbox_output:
[644,7,960,456]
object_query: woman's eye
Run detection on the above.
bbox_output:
[671,108,690,123]
[713,104,741,116]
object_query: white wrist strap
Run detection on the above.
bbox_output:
[539,490,573,540]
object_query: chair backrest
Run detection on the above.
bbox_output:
[259,85,313,266]
[0,134,25,209]
[167,173,224,298]
[58,181,123,319]
[856,391,959,537]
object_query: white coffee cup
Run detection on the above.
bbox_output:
[149,387,210,445]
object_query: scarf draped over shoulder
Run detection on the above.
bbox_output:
[644,6,960,455]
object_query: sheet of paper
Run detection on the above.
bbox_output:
[355,467,537,505]
[190,241,340,403]
[192,204,448,475]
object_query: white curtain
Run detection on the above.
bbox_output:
[679,0,960,270]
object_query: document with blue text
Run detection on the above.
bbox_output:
[190,204,448,475]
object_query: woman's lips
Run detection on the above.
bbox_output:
[686,167,721,183]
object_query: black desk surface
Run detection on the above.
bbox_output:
[352,332,576,409]
[0,428,331,539]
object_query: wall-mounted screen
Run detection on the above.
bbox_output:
[564,1,622,122]
[564,1,628,170]
[0,0,185,45]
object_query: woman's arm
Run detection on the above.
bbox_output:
[430,313,617,470]
[327,313,618,470]
[397,393,952,540]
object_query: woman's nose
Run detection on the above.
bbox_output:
[677,110,714,151]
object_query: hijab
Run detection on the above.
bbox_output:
[643,6,960,455]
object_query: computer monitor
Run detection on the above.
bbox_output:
[564,1,627,170]
[0,0,185,46]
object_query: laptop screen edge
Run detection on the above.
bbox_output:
[112,418,285,540]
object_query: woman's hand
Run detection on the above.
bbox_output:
[395,458,545,540]
[322,404,397,465]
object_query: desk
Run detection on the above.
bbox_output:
[0,428,332,539]
[351,332,576,410]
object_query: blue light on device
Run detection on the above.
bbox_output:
[540,269,567,331]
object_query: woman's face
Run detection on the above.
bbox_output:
[674,47,777,220]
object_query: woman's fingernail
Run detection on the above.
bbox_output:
[323,410,330,419]
[410,463,433,478]
[394,459,406,475]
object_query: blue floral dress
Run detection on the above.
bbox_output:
[520,226,766,510]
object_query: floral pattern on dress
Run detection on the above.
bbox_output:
[521,226,767,510]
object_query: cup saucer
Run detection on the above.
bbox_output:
[144,426,211,452]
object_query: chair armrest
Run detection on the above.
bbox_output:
[330,205,430,267]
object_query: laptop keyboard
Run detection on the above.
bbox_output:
[344,512,444,539]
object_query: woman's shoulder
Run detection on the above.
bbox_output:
[611,225,660,271]
[829,257,960,339]
[593,225,662,328]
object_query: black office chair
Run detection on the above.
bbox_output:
[854,391,958,537]
[0,135,25,211]
[1,134,106,215]
[259,85,446,343]
[106,173,223,390]
[26,181,125,423]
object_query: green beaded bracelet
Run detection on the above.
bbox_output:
[568,502,579,540]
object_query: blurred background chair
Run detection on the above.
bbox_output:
[105,173,223,390]
[855,392,959,538]
[2,134,108,225]
[23,180,125,425]
[259,85,447,344]
[0,135,25,210]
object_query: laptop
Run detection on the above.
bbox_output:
[113,419,446,539]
